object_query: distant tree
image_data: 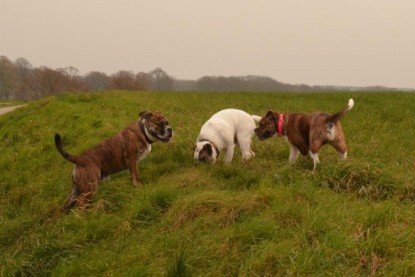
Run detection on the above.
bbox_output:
[111,70,137,90]
[60,66,80,79]
[148,67,174,91]
[13,57,38,100]
[58,66,84,91]
[136,72,152,91]
[83,71,112,91]
[0,56,15,99]
[195,76,214,91]
[31,66,76,97]
[173,79,197,91]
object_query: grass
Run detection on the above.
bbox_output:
[1,91,415,276]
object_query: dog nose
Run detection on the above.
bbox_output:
[167,128,173,136]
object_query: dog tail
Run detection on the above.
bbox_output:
[327,99,354,123]
[251,115,262,123]
[55,133,77,164]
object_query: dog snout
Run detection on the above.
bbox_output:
[167,127,173,137]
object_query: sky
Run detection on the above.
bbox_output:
[1,0,414,88]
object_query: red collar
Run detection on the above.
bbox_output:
[278,114,284,137]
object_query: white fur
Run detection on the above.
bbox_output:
[142,119,157,142]
[346,98,354,111]
[138,144,151,161]
[286,137,300,163]
[326,124,336,141]
[309,151,320,171]
[194,109,259,164]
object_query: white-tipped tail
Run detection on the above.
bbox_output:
[251,115,262,123]
[347,98,354,111]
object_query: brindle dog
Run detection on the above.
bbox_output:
[55,111,173,212]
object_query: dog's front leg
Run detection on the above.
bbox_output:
[286,139,300,164]
[127,158,141,186]
[224,145,235,163]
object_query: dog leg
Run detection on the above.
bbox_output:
[62,185,79,213]
[286,138,300,163]
[309,151,320,171]
[126,158,141,186]
[224,145,235,163]
[331,140,348,160]
[239,140,254,161]
[289,146,300,163]
[76,192,94,211]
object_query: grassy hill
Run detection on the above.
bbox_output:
[1,91,415,276]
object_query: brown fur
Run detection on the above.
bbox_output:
[55,111,172,212]
[255,99,353,169]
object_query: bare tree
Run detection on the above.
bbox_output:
[13,57,37,100]
[136,72,151,90]
[111,70,137,90]
[83,71,112,91]
[0,56,15,99]
[148,67,174,91]
[60,66,80,79]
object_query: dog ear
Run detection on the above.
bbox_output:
[139,111,153,119]
[266,111,276,119]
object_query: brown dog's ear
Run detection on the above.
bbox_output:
[139,111,153,119]
[266,111,276,119]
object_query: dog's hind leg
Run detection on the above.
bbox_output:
[239,138,255,161]
[62,185,80,213]
[331,140,348,160]
[76,191,94,211]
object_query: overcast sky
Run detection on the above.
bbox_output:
[1,0,414,88]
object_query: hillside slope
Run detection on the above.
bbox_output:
[1,91,415,276]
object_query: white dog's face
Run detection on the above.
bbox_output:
[193,141,218,164]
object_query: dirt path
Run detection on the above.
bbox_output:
[0,105,27,116]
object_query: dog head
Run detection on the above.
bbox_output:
[193,141,218,164]
[139,111,173,143]
[254,111,279,141]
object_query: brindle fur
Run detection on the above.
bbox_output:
[55,111,172,213]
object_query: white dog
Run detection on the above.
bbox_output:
[194,109,261,164]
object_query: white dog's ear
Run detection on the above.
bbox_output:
[139,111,153,119]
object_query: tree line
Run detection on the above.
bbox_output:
[0,55,174,100]
[1,55,398,100]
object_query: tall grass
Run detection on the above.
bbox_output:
[1,91,415,276]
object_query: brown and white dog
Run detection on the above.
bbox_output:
[55,111,173,212]
[255,99,354,170]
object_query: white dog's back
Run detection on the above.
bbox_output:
[196,109,260,163]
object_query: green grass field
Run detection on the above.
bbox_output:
[1,91,415,276]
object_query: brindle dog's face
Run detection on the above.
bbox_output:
[193,141,217,164]
[254,111,278,141]
[139,111,173,142]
